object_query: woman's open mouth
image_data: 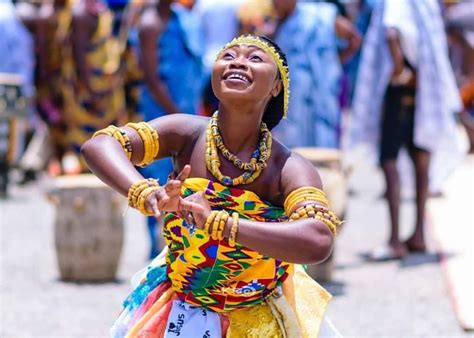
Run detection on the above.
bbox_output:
[223,71,252,84]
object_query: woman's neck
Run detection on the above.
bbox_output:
[217,102,265,155]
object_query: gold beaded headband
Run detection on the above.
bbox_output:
[217,35,290,118]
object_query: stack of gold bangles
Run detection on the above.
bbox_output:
[127,178,161,216]
[93,122,160,167]
[126,122,159,167]
[284,186,329,211]
[204,210,240,246]
[93,125,132,160]
[285,186,342,236]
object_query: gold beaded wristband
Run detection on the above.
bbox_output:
[289,204,341,236]
[93,125,132,160]
[127,178,160,216]
[229,212,239,247]
[126,122,159,167]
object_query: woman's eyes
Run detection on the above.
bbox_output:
[222,52,263,62]
[222,52,235,60]
[250,55,263,62]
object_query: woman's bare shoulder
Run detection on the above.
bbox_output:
[272,139,323,198]
[148,114,208,134]
[147,114,209,154]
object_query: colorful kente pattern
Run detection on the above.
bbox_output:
[162,178,294,313]
[61,8,126,166]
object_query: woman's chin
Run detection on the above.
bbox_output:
[218,84,255,101]
[219,92,254,106]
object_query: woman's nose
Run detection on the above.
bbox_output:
[229,55,248,70]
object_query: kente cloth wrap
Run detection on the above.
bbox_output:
[164,178,293,312]
[111,178,334,337]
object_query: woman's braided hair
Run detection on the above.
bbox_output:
[256,36,289,130]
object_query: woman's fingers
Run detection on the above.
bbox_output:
[164,180,182,196]
[157,194,170,211]
[164,164,191,197]
[145,194,161,218]
[176,164,191,183]
[178,198,205,214]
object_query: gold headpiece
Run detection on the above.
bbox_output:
[217,35,290,118]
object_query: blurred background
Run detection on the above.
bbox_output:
[1,0,473,337]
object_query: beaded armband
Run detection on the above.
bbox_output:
[284,186,341,236]
[290,204,341,236]
[127,178,160,216]
[126,122,159,167]
[93,125,132,160]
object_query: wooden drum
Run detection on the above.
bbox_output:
[293,147,348,282]
[47,174,125,282]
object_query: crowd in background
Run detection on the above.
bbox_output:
[1,0,473,257]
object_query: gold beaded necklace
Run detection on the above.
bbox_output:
[205,112,272,186]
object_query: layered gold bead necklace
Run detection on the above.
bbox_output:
[205,112,272,186]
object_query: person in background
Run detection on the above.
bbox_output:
[238,0,274,36]
[27,0,71,177]
[0,0,34,197]
[7,0,35,103]
[107,0,144,123]
[60,0,126,174]
[342,0,376,105]
[445,0,474,153]
[195,0,245,115]
[351,0,462,260]
[270,0,361,149]
[132,0,203,258]
[176,0,195,10]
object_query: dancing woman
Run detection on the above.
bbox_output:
[82,35,341,337]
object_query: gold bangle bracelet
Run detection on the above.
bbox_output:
[93,125,132,159]
[204,211,218,234]
[128,178,159,208]
[211,211,222,240]
[127,178,160,215]
[229,212,239,247]
[136,186,161,216]
[217,212,228,240]
[126,122,159,167]
[284,187,329,214]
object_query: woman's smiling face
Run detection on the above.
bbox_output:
[212,43,281,107]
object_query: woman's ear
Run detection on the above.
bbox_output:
[271,80,283,97]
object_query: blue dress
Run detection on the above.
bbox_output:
[273,2,342,149]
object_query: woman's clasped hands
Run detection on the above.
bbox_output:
[144,165,211,229]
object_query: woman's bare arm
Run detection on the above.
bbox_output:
[81,114,206,196]
[234,153,333,264]
[335,15,362,64]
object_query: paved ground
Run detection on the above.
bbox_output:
[324,158,472,338]
[428,156,474,332]
[1,159,473,337]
